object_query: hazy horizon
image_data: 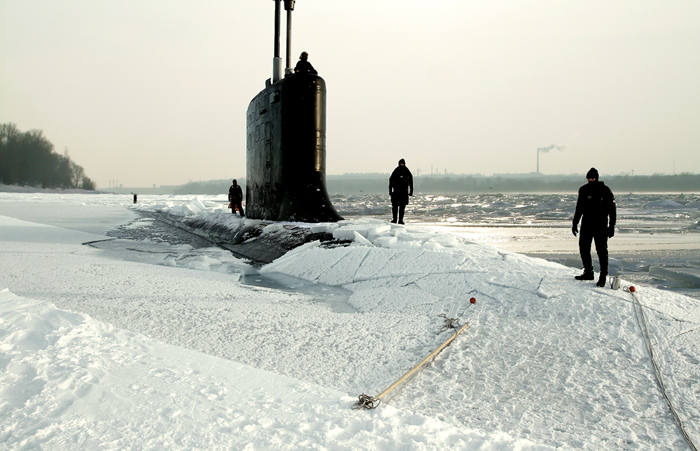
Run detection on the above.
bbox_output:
[2,0,699,188]
[98,171,700,192]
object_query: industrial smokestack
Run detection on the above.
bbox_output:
[536,145,565,173]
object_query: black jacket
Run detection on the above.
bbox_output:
[389,165,413,206]
[294,60,317,75]
[229,184,243,201]
[573,180,616,231]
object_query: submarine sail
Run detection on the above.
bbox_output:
[245,0,342,223]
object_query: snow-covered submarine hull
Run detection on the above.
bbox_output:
[245,73,343,222]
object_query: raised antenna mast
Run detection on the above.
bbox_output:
[272,0,282,83]
[284,1,295,74]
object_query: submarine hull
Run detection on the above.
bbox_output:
[246,74,343,222]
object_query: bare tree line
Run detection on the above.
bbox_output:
[0,123,96,190]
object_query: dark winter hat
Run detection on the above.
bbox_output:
[232,179,237,184]
[586,168,599,180]
[399,159,406,165]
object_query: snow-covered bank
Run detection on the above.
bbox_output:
[3,290,545,450]
[1,194,699,449]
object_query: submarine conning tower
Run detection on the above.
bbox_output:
[245,0,343,223]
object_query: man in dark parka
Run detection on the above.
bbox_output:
[294,51,318,75]
[572,168,616,287]
[389,159,413,224]
[228,179,245,217]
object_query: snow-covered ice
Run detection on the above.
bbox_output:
[1,192,699,450]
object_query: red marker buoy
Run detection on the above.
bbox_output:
[470,297,476,304]
[629,286,636,293]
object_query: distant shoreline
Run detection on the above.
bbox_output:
[4,171,700,196]
[171,172,700,196]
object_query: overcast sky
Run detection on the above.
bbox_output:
[2,0,699,188]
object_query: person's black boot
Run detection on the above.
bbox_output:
[596,274,607,287]
[574,271,594,281]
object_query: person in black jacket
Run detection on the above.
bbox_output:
[389,159,413,224]
[228,179,244,217]
[572,168,616,287]
[294,52,318,75]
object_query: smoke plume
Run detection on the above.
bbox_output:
[537,145,566,153]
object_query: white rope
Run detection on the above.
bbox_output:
[353,321,470,410]
[628,287,697,451]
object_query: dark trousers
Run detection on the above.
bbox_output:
[231,200,244,216]
[579,229,608,275]
[391,204,405,223]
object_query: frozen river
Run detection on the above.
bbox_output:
[2,190,700,299]
[335,192,700,299]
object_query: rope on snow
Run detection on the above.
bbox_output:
[437,314,461,335]
[627,286,698,451]
[352,393,381,410]
[387,303,479,403]
[353,321,470,410]
[438,296,478,335]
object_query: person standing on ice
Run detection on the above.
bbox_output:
[389,159,413,224]
[572,168,616,287]
[228,180,245,217]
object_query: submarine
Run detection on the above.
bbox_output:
[245,0,343,222]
